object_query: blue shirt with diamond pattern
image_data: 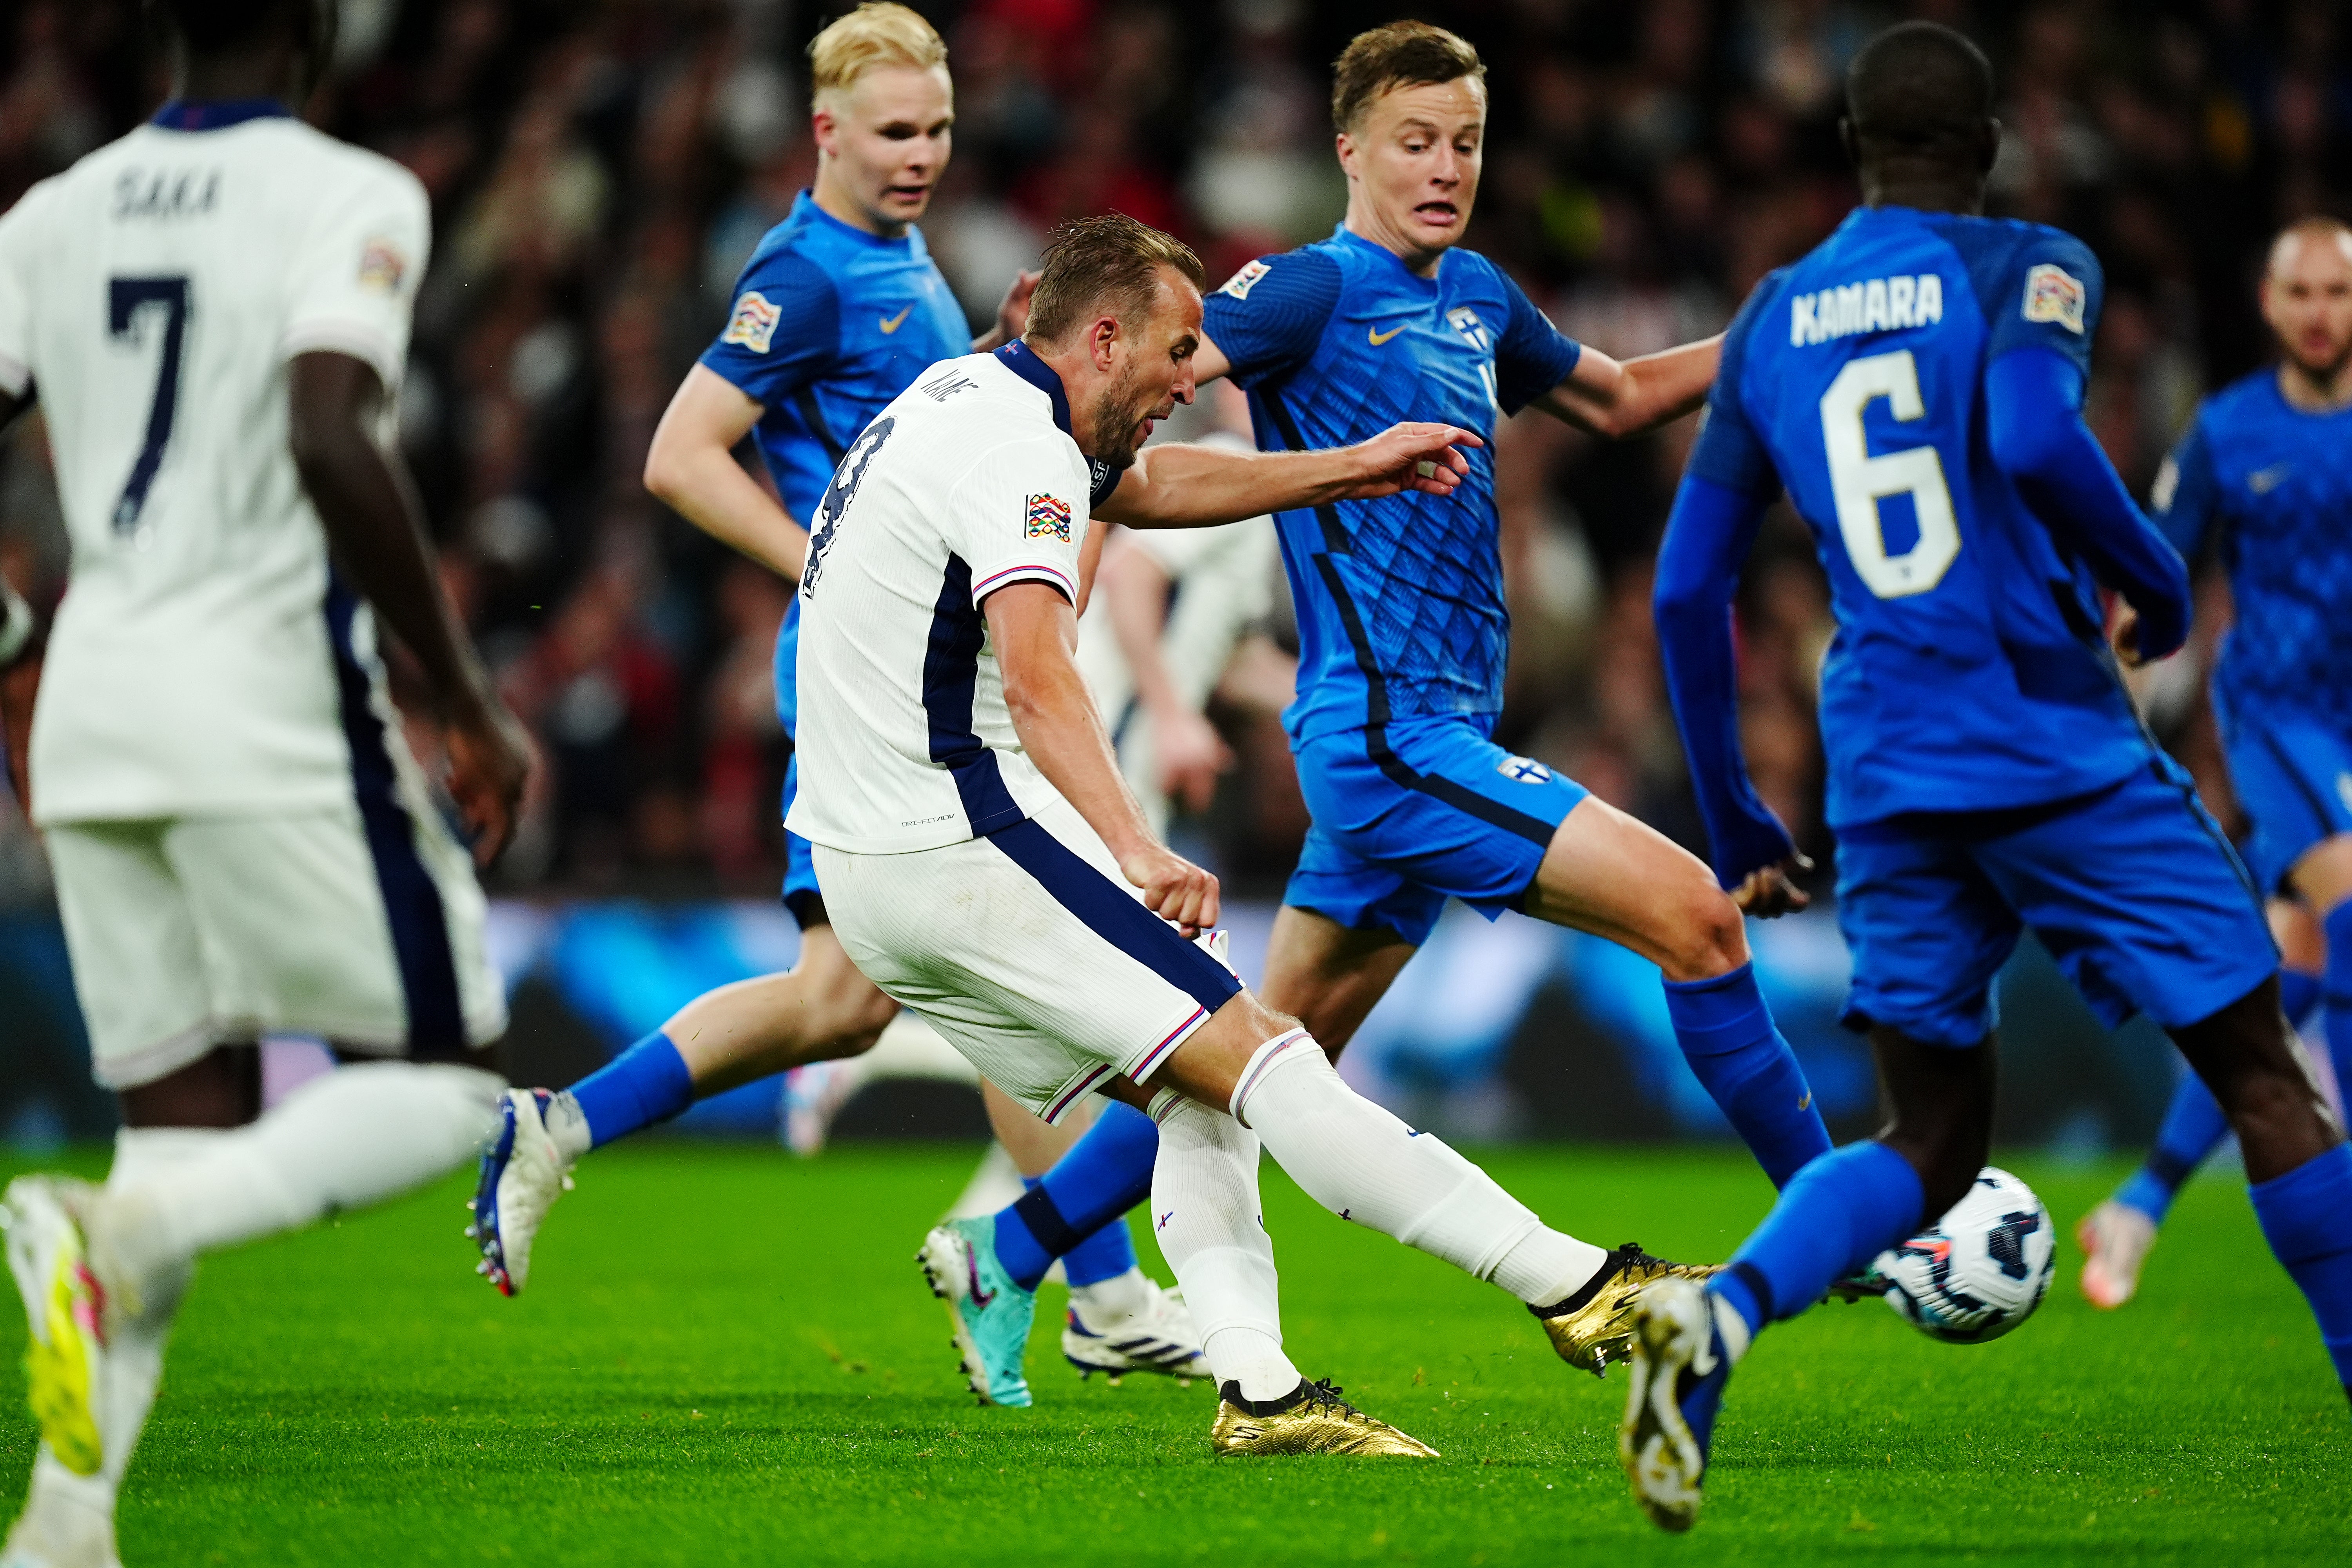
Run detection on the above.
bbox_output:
[2155,370,2352,731]
[1199,227,1583,743]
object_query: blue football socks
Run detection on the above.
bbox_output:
[1709,1140,1925,1341]
[1662,963,1833,1187]
[2324,904,2352,1112]
[568,1029,696,1149]
[2116,1069,2230,1224]
[2247,1142,2352,1390]
[1023,1177,1140,1287]
[991,1099,1161,1291]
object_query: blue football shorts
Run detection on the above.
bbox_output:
[2219,705,2352,897]
[1835,756,2276,1048]
[1285,715,1589,948]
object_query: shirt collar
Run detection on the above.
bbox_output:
[792,189,916,252]
[993,340,1074,438]
[149,98,296,132]
[1331,223,1445,289]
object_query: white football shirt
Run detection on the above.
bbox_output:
[0,104,428,824]
[787,343,1105,854]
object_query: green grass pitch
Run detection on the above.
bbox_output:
[3,1142,2347,1565]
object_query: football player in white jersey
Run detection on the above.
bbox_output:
[0,4,528,1562]
[793,212,1693,1454]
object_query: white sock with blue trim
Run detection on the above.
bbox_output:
[94,1061,503,1284]
[1148,1096,1297,1403]
[1232,1032,1607,1304]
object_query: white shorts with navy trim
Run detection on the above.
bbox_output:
[45,804,506,1090]
[813,797,1242,1123]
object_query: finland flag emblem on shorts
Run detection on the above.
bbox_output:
[1498,755,1553,784]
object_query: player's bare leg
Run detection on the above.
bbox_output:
[2083,898,2330,1308]
[1257,909,1415,1056]
[1263,793,1830,1186]
[472,921,898,1294]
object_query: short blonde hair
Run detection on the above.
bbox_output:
[809,4,948,101]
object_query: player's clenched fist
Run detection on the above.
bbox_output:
[444,691,534,868]
[1122,843,1220,938]
[1333,422,1486,501]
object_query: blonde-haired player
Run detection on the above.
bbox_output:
[0,2,532,1562]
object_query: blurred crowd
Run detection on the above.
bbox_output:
[2,0,2347,905]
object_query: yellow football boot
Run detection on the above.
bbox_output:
[1534,1241,1717,1377]
[1210,1377,1438,1458]
[2,1176,109,1477]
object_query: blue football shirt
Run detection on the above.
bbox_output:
[2154,370,2352,731]
[696,190,969,727]
[1688,204,2156,828]
[1200,227,1583,743]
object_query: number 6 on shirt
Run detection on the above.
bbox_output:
[1819,348,1960,599]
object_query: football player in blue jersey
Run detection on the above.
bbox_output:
[2080,216,2352,1309]
[1619,23,2352,1530]
[467,4,1491,1401]
[930,19,1845,1408]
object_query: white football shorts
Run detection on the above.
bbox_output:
[45,799,505,1089]
[813,799,1242,1122]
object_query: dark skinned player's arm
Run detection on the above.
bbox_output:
[286,351,530,864]
[0,385,34,809]
[1652,473,1804,893]
[1984,346,2191,662]
[985,579,1217,936]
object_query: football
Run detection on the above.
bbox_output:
[1871,1167,2057,1345]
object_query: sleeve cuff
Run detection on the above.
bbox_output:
[281,319,404,388]
[0,351,27,399]
[970,562,1078,606]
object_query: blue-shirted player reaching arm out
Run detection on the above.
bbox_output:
[467,5,1490,1405]
[1624,22,2352,1532]
[2082,216,2352,1308]
[937,21,1846,1410]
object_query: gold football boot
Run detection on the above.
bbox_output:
[1210,1377,1439,1457]
[1,1176,111,1477]
[1533,1241,1717,1377]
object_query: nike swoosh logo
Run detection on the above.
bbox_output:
[2249,463,2290,494]
[1797,1093,1812,1112]
[1368,323,1405,346]
[879,307,912,334]
[965,1251,995,1307]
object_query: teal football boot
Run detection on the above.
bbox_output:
[916,1217,1036,1407]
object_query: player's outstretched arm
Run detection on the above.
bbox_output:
[985,580,1218,935]
[289,351,530,865]
[1533,335,1722,440]
[644,364,809,583]
[1096,422,1483,529]
[1984,346,2191,666]
[1652,474,1810,916]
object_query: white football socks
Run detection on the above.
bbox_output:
[1231,1031,1607,1306]
[1066,1267,1148,1328]
[1149,1096,1299,1403]
[543,1090,593,1163]
[96,1060,504,1285]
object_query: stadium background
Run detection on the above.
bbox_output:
[1,0,2344,1153]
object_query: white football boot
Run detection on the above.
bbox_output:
[2077,1199,2158,1310]
[3,1459,122,1568]
[1061,1272,1207,1382]
[1,1179,113,1482]
[466,1090,573,1296]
